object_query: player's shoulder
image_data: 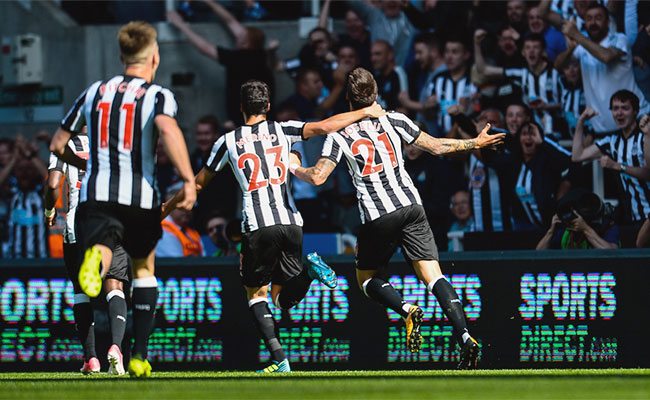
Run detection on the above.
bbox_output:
[385,111,411,122]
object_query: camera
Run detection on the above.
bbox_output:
[556,188,610,226]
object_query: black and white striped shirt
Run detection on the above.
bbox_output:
[595,130,650,221]
[8,188,47,258]
[47,135,89,244]
[206,120,304,233]
[469,155,511,232]
[321,112,422,223]
[560,78,585,131]
[61,75,177,210]
[427,70,476,134]
[504,65,561,134]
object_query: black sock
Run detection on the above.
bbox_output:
[107,290,127,348]
[73,298,96,361]
[429,278,469,345]
[362,277,409,318]
[250,300,286,362]
[132,278,158,359]
[276,270,312,309]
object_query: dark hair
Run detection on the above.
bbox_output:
[295,67,321,85]
[609,90,640,113]
[516,121,545,140]
[309,27,332,42]
[506,101,533,119]
[346,67,377,110]
[586,3,609,18]
[444,34,469,52]
[372,39,393,53]
[413,32,443,53]
[197,114,220,133]
[246,27,265,50]
[523,32,546,49]
[240,80,270,116]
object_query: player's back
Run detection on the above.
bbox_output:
[207,120,305,233]
[61,74,178,210]
[322,112,422,223]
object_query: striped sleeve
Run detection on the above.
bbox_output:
[206,135,229,172]
[61,88,88,134]
[504,67,526,81]
[154,88,178,118]
[279,120,306,143]
[321,134,343,163]
[595,135,613,154]
[47,152,65,172]
[386,113,421,144]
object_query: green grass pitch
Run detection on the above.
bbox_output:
[1,370,649,399]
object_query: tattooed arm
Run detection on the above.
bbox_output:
[414,123,505,156]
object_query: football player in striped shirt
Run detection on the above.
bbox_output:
[163,79,385,373]
[45,133,131,375]
[50,22,197,378]
[291,68,505,369]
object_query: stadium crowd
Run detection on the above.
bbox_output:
[2,0,650,258]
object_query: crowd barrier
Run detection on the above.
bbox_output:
[1,249,648,371]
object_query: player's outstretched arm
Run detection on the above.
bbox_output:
[414,123,505,156]
[161,167,215,220]
[49,128,86,170]
[302,102,386,138]
[155,115,197,211]
[291,155,337,186]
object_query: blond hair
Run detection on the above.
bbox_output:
[118,21,157,65]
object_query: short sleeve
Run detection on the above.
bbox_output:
[595,135,613,154]
[321,135,343,163]
[48,152,65,173]
[385,113,421,144]
[573,44,585,60]
[279,120,306,144]
[206,135,229,172]
[154,88,178,118]
[504,68,525,80]
[612,33,629,53]
[61,89,88,134]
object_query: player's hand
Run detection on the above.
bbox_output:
[363,102,387,118]
[474,29,487,44]
[167,10,185,26]
[640,114,650,135]
[475,123,506,148]
[579,107,598,121]
[177,181,197,211]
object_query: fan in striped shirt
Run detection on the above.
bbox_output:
[163,79,385,373]
[49,22,196,378]
[291,68,505,369]
[572,91,650,224]
[475,31,562,136]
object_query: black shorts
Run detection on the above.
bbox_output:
[356,204,438,270]
[75,200,162,260]
[63,243,132,293]
[240,224,303,287]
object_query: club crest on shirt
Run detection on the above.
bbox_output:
[471,166,486,189]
